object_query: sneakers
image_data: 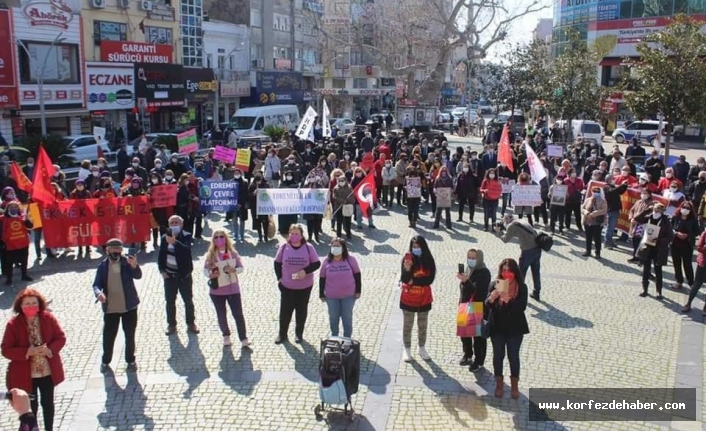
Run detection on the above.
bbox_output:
[126,362,138,372]
[100,363,111,373]
[418,346,431,361]
[469,362,484,372]
[241,339,252,348]
[223,336,232,346]
[403,347,412,362]
[459,356,472,366]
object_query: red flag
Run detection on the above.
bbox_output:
[97,145,105,160]
[353,172,377,219]
[497,124,514,172]
[10,162,32,193]
[31,145,57,206]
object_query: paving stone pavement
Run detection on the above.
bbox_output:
[0,198,702,431]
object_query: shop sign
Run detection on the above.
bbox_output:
[22,0,73,30]
[220,80,250,98]
[86,62,135,111]
[134,63,185,107]
[184,67,216,102]
[21,88,83,104]
[101,41,173,64]
[0,10,16,88]
[255,71,303,104]
[0,88,18,109]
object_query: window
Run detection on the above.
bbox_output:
[332,78,346,88]
[353,78,367,89]
[205,53,213,68]
[250,9,262,27]
[350,50,363,66]
[251,44,262,60]
[19,42,80,84]
[334,51,348,69]
[273,46,290,59]
[145,27,173,45]
[379,78,395,87]
[274,13,290,31]
[94,21,127,42]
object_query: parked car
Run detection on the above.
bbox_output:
[61,135,114,166]
[554,120,604,143]
[488,111,526,136]
[331,118,356,134]
[365,111,395,126]
[612,120,669,145]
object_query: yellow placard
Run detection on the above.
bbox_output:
[235,148,252,172]
[20,203,42,229]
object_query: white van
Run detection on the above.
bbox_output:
[230,105,301,137]
[554,120,604,143]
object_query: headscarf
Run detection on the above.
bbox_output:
[465,248,486,277]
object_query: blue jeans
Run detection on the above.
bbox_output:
[604,210,620,246]
[354,204,374,227]
[326,296,356,337]
[519,247,542,294]
[232,216,245,240]
[491,333,524,378]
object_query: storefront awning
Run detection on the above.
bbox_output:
[19,108,89,118]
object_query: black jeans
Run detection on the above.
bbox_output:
[335,210,352,237]
[642,258,663,294]
[2,247,29,281]
[407,198,420,224]
[382,185,392,206]
[461,336,487,364]
[306,218,323,239]
[251,209,268,240]
[194,212,204,237]
[31,376,54,431]
[564,200,582,230]
[534,198,549,224]
[491,333,523,378]
[672,243,694,285]
[102,308,138,364]
[164,274,195,327]
[434,207,451,228]
[458,194,475,221]
[584,224,602,254]
[483,199,498,228]
[549,206,565,233]
[686,264,706,306]
[279,286,312,339]
[395,184,407,205]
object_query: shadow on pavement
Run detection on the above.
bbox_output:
[219,346,261,397]
[99,369,155,431]
[284,339,318,382]
[527,302,594,329]
[167,332,209,399]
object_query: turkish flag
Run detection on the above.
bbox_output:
[497,124,514,172]
[353,172,376,219]
[10,162,32,193]
[31,144,57,206]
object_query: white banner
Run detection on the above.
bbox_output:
[295,106,318,141]
[511,185,542,207]
[524,141,547,184]
[322,99,332,138]
[256,188,330,215]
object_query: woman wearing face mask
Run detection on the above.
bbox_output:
[581,187,608,258]
[0,186,16,210]
[175,174,193,233]
[248,171,270,243]
[457,248,490,371]
[480,168,502,232]
[657,168,682,194]
[514,173,536,226]
[671,201,699,290]
[274,224,321,344]
[231,169,249,242]
[455,162,477,223]
[662,181,685,218]
[303,164,328,242]
[204,230,249,347]
[400,235,437,362]
[627,187,654,264]
[264,149,282,188]
[319,238,361,337]
[394,154,409,206]
[634,203,673,299]
[0,201,33,285]
[405,168,422,228]
[497,161,517,216]
[433,166,453,229]
[563,168,584,232]
[69,180,92,257]
[332,174,355,239]
[351,167,375,229]
[146,173,169,249]
[486,258,529,399]
[277,172,299,236]
[381,157,397,207]
[682,229,706,314]
[93,178,116,199]
[328,169,345,231]
[1,289,66,431]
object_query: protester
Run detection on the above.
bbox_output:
[332,174,355,239]
[682,229,706,314]
[204,230,249,347]
[497,212,542,301]
[274,224,321,344]
[147,172,168,249]
[634,203,673,299]
[670,201,699,290]
[1,201,34,285]
[627,188,654,263]
[457,248,490,371]
[92,238,142,372]
[319,238,361,338]
[603,174,628,249]
[231,169,249,242]
[248,171,270,243]
[400,235,436,362]
[480,168,502,231]
[581,186,608,259]
[433,166,453,229]
[303,163,328,241]
[277,172,299,236]
[158,215,198,336]
[486,258,529,399]
[1,289,66,431]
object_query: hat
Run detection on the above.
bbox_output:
[125,168,135,175]
[639,173,649,181]
[105,238,123,247]
[75,179,85,185]
[131,177,142,183]
[99,171,111,178]
[653,203,666,212]
[52,164,60,171]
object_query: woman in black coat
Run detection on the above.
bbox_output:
[456,248,491,371]
[232,168,249,242]
[455,162,478,223]
[634,203,674,299]
[670,201,700,290]
[248,172,270,243]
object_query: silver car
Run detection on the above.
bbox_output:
[61,135,114,165]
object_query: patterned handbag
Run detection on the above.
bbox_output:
[456,301,484,337]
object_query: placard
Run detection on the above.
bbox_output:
[199,181,239,212]
[213,145,237,164]
[547,144,564,158]
[93,126,106,144]
[587,181,669,235]
[511,185,542,206]
[501,178,516,194]
[643,223,660,246]
[406,177,422,198]
[256,188,329,215]
[177,129,198,154]
[20,203,42,229]
[435,187,452,208]
[235,148,252,172]
[550,184,567,206]
[149,184,177,208]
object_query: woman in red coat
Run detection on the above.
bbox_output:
[1,288,66,431]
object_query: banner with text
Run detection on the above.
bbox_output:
[295,106,318,141]
[587,181,669,234]
[199,181,240,212]
[256,188,330,215]
[235,148,252,172]
[511,185,542,207]
[214,145,237,164]
[178,129,199,154]
[149,184,178,208]
[41,197,151,247]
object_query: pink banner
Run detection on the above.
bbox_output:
[213,145,236,164]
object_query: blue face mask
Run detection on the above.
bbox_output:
[467,259,476,268]
[170,226,181,235]
[593,193,601,199]
[411,248,422,257]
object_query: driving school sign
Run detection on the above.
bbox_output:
[101,41,173,64]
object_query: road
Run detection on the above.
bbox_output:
[0,136,701,430]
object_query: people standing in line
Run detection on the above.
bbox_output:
[480,168,502,232]
[1,201,34,285]
[682,229,706,315]
[158,215,198,336]
[634,203,674,299]
[1,289,66,431]
[497,212,542,301]
[486,258,529,399]
[92,238,142,373]
[204,230,250,347]
[581,186,608,259]
[400,235,437,362]
[319,238,361,338]
[670,201,699,290]
[457,248,490,371]
[274,224,321,344]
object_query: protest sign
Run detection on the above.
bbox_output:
[177,129,199,154]
[214,145,237,164]
[235,148,252,172]
[41,197,151,247]
[550,185,567,206]
[547,144,563,158]
[511,185,542,206]
[199,181,239,212]
[500,178,516,194]
[435,187,452,208]
[587,181,669,234]
[149,184,178,208]
[256,188,329,215]
[406,177,422,198]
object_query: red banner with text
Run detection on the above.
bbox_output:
[41,197,151,247]
[588,181,669,234]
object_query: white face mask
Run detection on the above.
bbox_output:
[666,173,673,178]
[641,194,650,200]
[670,187,678,192]
[234,175,241,180]
[285,175,293,181]
[488,174,495,179]
[462,168,469,173]
[681,208,691,216]
[652,212,662,219]
[165,175,173,181]
[151,179,159,185]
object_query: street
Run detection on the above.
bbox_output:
[0,134,702,431]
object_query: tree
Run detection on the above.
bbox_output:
[621,15,706,160]
[318,0,549,104]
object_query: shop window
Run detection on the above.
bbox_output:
[633,0,674,16]
[18,42,80,84]
[353,78,367,89]
[332,78,346,88]
[145,27,173,45]
[94,21,127,43]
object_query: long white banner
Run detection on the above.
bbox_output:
[295,106,318,141]
[256,188,330,215]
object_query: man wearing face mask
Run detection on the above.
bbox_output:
[496,211,543,301]
[166,155,186,179]
[581,187,608,259]
[625,137,646,164]
[130,158,148,185]
[633,203,673,299]
[644,151,664,185]
[93,238,142,372]
[151,159,166,178]
[158,216,198,336]
[688,157,706,185]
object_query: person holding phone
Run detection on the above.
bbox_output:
[457,248,490,371]
[633,203,673,299]
[1,289,66,431]
[400,236,436,362]
[486,258,529,399]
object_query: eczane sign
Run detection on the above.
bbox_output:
[85,62,135,111]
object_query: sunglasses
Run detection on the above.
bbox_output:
[214,235,226,239]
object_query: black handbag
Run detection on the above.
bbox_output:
[208,277,219,289]
[272,172,280,181]
[481,309,492,339]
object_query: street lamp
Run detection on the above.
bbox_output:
[15,33,66,136]
[213,42,245,127]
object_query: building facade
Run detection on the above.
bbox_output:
[0,9,20,143]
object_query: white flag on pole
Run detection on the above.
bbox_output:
[295,106,318,140]
[308,126,315,143]
[322,99,332,138]
[524,141,547,184]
